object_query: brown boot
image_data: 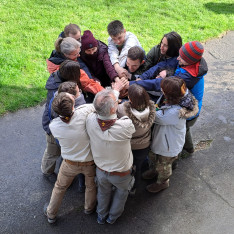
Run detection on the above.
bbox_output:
[146,179,169,193]
[142,169,157,180]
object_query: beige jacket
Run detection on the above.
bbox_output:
[117,100,156,150]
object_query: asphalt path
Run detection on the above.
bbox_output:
[0,31,234,234]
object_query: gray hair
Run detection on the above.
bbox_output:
[93,89,116,116]
[55,37,81,55]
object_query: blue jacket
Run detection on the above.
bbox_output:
[42,71,86,135]
[130,57,208,118]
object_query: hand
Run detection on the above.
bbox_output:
[112,78,126,92]
[120,77,129,89]
[114,63,128,78]
[156,70,167,78]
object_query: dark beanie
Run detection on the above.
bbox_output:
[179,41,204,64]
[81,30,98,50]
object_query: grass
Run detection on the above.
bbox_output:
[0,0,233,115]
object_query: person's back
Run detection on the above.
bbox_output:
[107,20,141,78]
[44,92,96,224]
[86,89,135,224]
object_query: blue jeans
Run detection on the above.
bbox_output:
[96,168,134,221]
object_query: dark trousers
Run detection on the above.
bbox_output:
[132,147,150,188]
[184,116,198,151]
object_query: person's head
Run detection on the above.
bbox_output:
[178,41,204,66]
[55,37,81,61]
[58,81,79,98]
[93,89,118,117]
[128,84,150,111]
[52,92,75,117]
[64,23,81,42]
[81,30,98,55]
[59,60,81,89]
[126,46,145,73]
[161,77,186,105]
[160,31,182,57]
[107,20,126,46]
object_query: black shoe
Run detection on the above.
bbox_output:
[43,204,57,224]
[43,173,57,184]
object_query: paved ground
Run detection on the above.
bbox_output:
[0,31,234,234]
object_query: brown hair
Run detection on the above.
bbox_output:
[58,81,77,96]
[128,84,150,111]
[107,20,124,36]
[161,77,186,105]
[59,60,81,89]
[52,92,74,117]
[64,23,81,37]
[127,46,145,63]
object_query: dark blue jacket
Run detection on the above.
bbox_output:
[42,71,86,134]
[48,50,92,79]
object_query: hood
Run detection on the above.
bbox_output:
[45,71,63,91]
[179,95,199,119]
[182,57,208,78]
[124,100,156,128]
[48,50,66,65]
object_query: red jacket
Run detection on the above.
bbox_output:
[46,59,104,94]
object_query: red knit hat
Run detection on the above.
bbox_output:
[179,41,204,64]
[81,30,98,50]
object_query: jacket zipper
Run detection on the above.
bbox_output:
[165,134,169,151]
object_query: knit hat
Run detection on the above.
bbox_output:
[81,30,98,50]
[179,41,204,64]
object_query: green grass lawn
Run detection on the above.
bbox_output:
[0,0,233,115]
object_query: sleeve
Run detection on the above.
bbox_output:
[80,69,104,94]
[77,58,93,79]
[102,51,118,81]
[130,78,162,92]
[108,37,120,66]
[118,34,141,67]
[140,57,178,80]
[144,45,160,70]
[175,70,199,90]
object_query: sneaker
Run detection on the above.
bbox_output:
[142,169,157,180]
[43,204,57,224]
[106,216,117,224]
[146,180,169,193]
[97,215,106,225]
[43,173,57,184]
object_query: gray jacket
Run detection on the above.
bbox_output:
[151,93,198,157]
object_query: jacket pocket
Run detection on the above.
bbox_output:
[165,134,170,151]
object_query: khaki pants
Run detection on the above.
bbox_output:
[149,151,177,184]
[47,160,96,219]
[41,133,61,175]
